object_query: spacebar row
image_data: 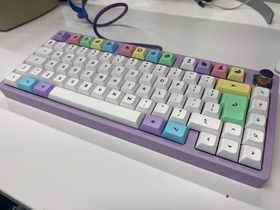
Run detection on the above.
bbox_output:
[48,87,145,128]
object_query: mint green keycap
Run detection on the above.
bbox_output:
[158,53,176,67]
[80,36,94,48]
[220,93,248,127]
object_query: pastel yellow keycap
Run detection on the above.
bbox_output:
[91,38,105,50]
[227,67,245,82]
[215,79,251,99]
[132,47,148,60]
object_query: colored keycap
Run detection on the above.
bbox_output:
[17,76,38,92]
[52,31,70,42]
[91,38,105,50]
[159,53,176,67]
[32,81,54,98]
[145,50,161,63]
[68,34,83,45]
[132,47,148,60]
[80,36,94,48]
[102,41,119,53]
[118,44,136,57]
[195,60,213,75]
[220,93,249,127]
[227,67,245,82]
[215,79,251,99]
[162,121,190,144]
[140,115,166,136]
[211,63,228,79]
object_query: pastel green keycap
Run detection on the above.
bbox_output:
[220,93,248,127]
[158,53,176,67]
[80,36,94,47]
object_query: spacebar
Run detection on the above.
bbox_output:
[48,87,145,128]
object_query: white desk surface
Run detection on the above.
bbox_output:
[0,1,280,209]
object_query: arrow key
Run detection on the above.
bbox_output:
[195,132,218,154]
[239,145,262,170]
[217,138,240,162]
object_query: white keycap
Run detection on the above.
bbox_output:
[125,58,141,69]
[245,113,266,132]
[54,42,67,50]
[87,49,101,60]
[65,77,80,91]
[44,39,56,48]
[15,63,31,75]
[120,94,140,110]
[49,87,145,128]
[185,84,204,98]
[98,62,113,75]
[154,76,171,90]
[184,97,203,113]
[91,85,110,100]
[198,75,216,88]
[73,56,87,67]
[45,60,59,71]
[35,47,53,58]
[41,70,55,82]
[153,64,169,76]
[251,86,270,101]
[77,81,94,96]
[169,108,190,125]
[138,61,154,73]
[202,102,221,118]
[29,67,43,79]
[136,98,156,114]
[93,73,109,86]
[76,47,89,56]
[85,59,99,70]
[51,51,64,61]
[56,63,70,74]
[151,89,170,103]
[4,72,21,87]
[221,122,243,143]
[135,84,154,98]
[25,55,47,67]
[217,138,240,162]
[201,88,221,103]
[152,103,172,120]
[99,52,113,62]
[242,128,264,149]
[121,81,139,94]
[80,70,95,82]
[239,145,262,170]
[195,132,218,154]
[107,77,124,90]
[112,55,127,66]
[180,57,196,71]
[169,80,187,94]
[139,73,156,86]
[167,67,184,80]
[68,66,83,78]
[53,74,67,87]
[65,44,78,53]
[248,99,268,116]
[105,89,124,105]
[124,69,142,82]
[62,54,75,64]
[187,113,222,136]
[182,71,200,84]
[111,66,127,78]
[167,93,186,108]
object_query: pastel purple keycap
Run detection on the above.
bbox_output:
[32,81,54,98]
[140,115,166,136]
[52,31,70,42]
[195,60,213,75]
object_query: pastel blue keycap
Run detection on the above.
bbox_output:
[162,121,190,144]
[102,41,119,53]
[17,76,38,92]
[145,50,162,63]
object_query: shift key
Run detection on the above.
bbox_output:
[220,93,249,127]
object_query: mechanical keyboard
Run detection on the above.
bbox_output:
[0,31,278,187]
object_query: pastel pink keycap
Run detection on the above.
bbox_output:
[211,63,228,79]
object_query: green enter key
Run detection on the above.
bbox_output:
[220,93,249,127]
